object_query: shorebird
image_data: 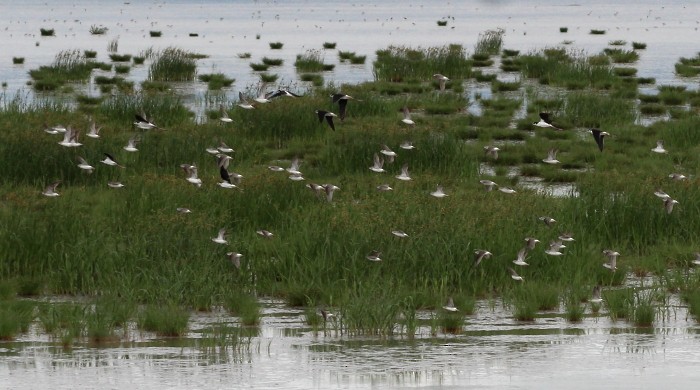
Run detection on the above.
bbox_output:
[181,163,202,187]
[218,167,238,189]
[286,157,302,175]
[513,247,529,266]
[558,233,575,242]
[331,93,355,120]
[654,189,670,200]
[651,140,667,154]
[539,216,556,227]
[44,123,66,135]
[42,181,61,197]
[668,173,687,181]
[602,249,620,271]
[212,228,228,244]
[664,197,679,214]
[266,89,302,99]
[391,230,409,238]
[123,135,140,152]
[237,92,255,109]
[542,148,560,164]
[377,184,393,191]
[430,185,448,198]
[433,73,449,92]
[320,309,335,322]
[399,141,416,150]
[107,181,124,189]
[323,183,340,202]
[544,244,564,256]
[369,153,385,173]
[219,104,233,123]
[380,144,397,158]
[206,147,220,155]
[524,237,540,250]
[256,229,274,238]
[76,156,95,173]
[218,142,234,154]
[306,183,324,198]
[58,126,82,147]
[508,267,524,281]
[227,252,242,269]
[533,112,561,130]
[474,249,493,266]
[395,163,412,181]
[590,128,610,152]
[479,180,498,192]
[366,250,382,261]
[134,112,158,130]
[692,253,700,266]
[401,106,415,125]
[100,153,124,168]
[442,297,458,312]
[289,173,305,181]
[254,87,272,104]
[86,121,102,138]
[268,165,285,172]
[217,154,232,170]
[315,110,337,131]
[590,285,603,304]
[499,187,516,194]
[176,207,192,214]
[484,145,500,160]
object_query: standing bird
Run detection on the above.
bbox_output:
[401,106,415,125]
[533,112,561,130]
[433,73,449,92]
[590,128,610,152]
[331,93,355,120]
[315,110,337,131]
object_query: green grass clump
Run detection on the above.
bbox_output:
[260,73,278,83]
[40,28,55,36]
[323,42,336,49]
[338,51,356,61]
[559,27,568,33]
[295,50,330,72]
[84,50,97,59]
[474,28,504,56]
[632,42,647,50]
[29,50,94,91]
[502,49,520,57]
[109,53,132,62]
[262,57,284,66]
[132,56,145,65]
[269,42,284,49]
[519,49,616,89]
[114,65,130,74]
[608,40,626,46]
[685,291,700,322]
[565,298,584,322]
[0,280,16,300]
[590,29,606,35]
[12,57,25,65]
[300,73,323,86]
[603,48,639,63]
[639,103,665,115]
[658,85,688,105]
[349,55,366,64]
[604,288,633,320]
[613,67,637,77]
[237,52,251,59]
[89,25,108,35]
[147,47,197,82]
[223,292,261,326]
[249,62,269,71]
[492,80,520,92]
[198,73,235,90]
[137,305,190,336]
[437,20,448,27]
[76,95,103,105]
[0,301,35,340]
[374,44,472,82]
[150,31,162,37]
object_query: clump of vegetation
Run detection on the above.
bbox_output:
[269,42,284,49]
[89,25,108,35]
[198,73,235,89]
[295,50,333,72]
[437,20,448,27]
[323,42,336,49]
[132,56,145,65]
[147,47,198,81]
[29,50,95,91]
[300,73,323,86]
[608,40,626,46]
[559,27,568,33]
[84,50,97,59]
[374,44,471,82]
[40,28,55,36]
[260,73,278,83]
[603,48,639,63]
[107,37,118,53]
[262,57,283,66]
[137,305,190,336]
[237,52,251,59]
[150,31,162,37]
[249,62,269,71]
[12,57,24,65]
[474,28,504,56]
[632,41,647,50]
[590,29,606,35]
[109,53,132,62]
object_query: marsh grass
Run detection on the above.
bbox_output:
[137,305,190,336]
[237,52,252,59]
[262,57,283,66]
[295,50,330,72]
[109,53,132,62]
[658,85,687,105]
[269,42,284,49]
[559,27,568,33]
[29,50,94,91]
[632,42,647,50]
[300,73,323,86]
[107,38,118,53]
[223,292,261,326]
[474,28,504,56]
[374,44,472,82]
[114,65,130,74]
[323,42,336,49]
[519,49,616,89]
[439,311,463,334]
[604,288,632,320]
[437,20,448,27]
[40,28,55,36]
[608,40,627,46]
[198,73,235,90]
[603,48,639,63]
[12,57,25,65]
[260,73,278,83]
[84,50,97,59]
[148,47,197,81]
[590,29,606,35]
[565,298,584,322]
[250,63,269,71]
[89,25,108,35]
[149,31,162,37]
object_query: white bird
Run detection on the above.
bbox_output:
[256,229,274,238]
[669,173,687,181]
[58,126,82,147]
[219,104,233,123]
[524,237,540,250]
[134,112,158,130]
[558,233,575,242]
[474,250,493,266]
[366,250,382,261]
[289,174,305,181]
[692,253,700,266]
[100,153,124,168]
[484,145,500,160]
[227,252,243,269]
[399,141,415,150]
[108,181,124,188]
[287,157,302,175]
[508,267,524,281]
[654,189,670,200]
[123,135,140,152]
[590,285,603,304]
[181,164,202,187]
[306,183,324,198]
[442,297,458,312]
[218,142,234,153]
[369,153,385,173]
[86,121,102,138]
[44,123,66,135]
[380,144,397,157]
[237,92,255,109]
[391,230,409,238]
[603,249,620,271]
[651,140,667,154]
[254,87,272,104]
[401,106,415,125]
[542,149,560,164]
[322,184,340,202]
[480,179,498,192]
[217,154,233,170]
[176,207,192,214]
[513,247,529,266]
[433,73,449,92]
[533,112,561,130]
[268,165,285,172]
[664,197,679,214]
[430,184,448,198]
[395,163,412,181]
[544,240,565,256]
[76,156,94,173]
[212,228,228,244]
[377,184,393,191]
[539,216,556,227]
[499,187,516,194]
[42,181,61,197]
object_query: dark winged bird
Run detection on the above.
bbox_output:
[331,93,356,120]
[590,128,610,152]
[315,110,337,131]
[533,112,561,130]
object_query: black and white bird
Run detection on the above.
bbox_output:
[315,110,337,131]
[590,128,610,152]
[508,267,524,281]
[366,250,382,262]
[542,148,560,164]
[218,166,238,189]
[267,89,302,99]
[100,153,124,168]
[533,112,561,130]
[134,112,158,130]
[219,104,233,123]
[331,93,355,120]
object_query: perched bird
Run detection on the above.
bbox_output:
[219,104,233,123]
[430,184,448,198]
[107,181,124,189]
[474,249,493,266]
[395,163,412,181]
[391,230,409,238]
[524,237,540,250]
[401,106,415,125]
[227,252,242,269]
[123,135,140,152]
[590,128,610,152]
[479,179,498,192]
[651,140,667,154]
[664,197,679,214]
[369,153,385,173]
[86,121,102,139]
[315,110,337,131]
[100,153,124,168]
[376,184,393,191]
[484,145,500,160]
[508,267,524,282]
[331,93,355,120]
[212,228,228,244]
[134,112,158,130]
[256,229,274,238]
[42,181,61,197]
[533,112,561,130]
[76,156,95,173]
[366,250,382,261]
[512,247,529,266]
[539,216,556,227]
[433,73,449,92]
[442,297,458,312]
[603,249,620,271]
[590,285,603,304]
[237,92,255,109]
[542,148,560,164]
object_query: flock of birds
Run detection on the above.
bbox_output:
[38,72,696,319]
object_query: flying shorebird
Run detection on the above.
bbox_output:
[218,166,238,189]
[266,88,302,99]
[206,147,220,155]
[513,247,529,266]
[212,228,228,244]
[369,153,385,173]
[479,179,498,192]
[391,230,409,238]
[107,181,124,189]
[524,237,540,250]
[590,128,610,152]
[366,250,382,261]
[533,112,561,130]
[42,181,61,197]
[216,154,232,170]
[377,184,393,191]
[654,189,670,200]
[401,106,415,125]
[320,309,335,322]
[400,140,415,150]
[651,140,667,153]
[176,207,192,214]
[289,173,305,181]
[692,253,700,266]
[664,197,679,214]
[219,104,233,123]
[322,183,340,202]
[58,126,82,147]
[602,249,620,271]
[545,240,566,256]
[499,187,516,194]
[442,297,458,312]
[668,173,687,181]
[268,165,285,172]
[76,156,94,173]
[539,216,556,227]
[256,229,274,238]
[306,183,324,198]
[590,285,603,304]
[331,93,356,120]
[508,267,524,282]
[395,163,412,181]
[315,110,337,131]
[254,87,272,104]
[474,249,493,266]
[558,233,575,242]
[100,153,124,168]
[218,142,234,154]
[484,145,500,160]
[542,148,560,164]
[86,121,102,138]
[286,157,302,175]
[237,92,255,109]
[380,144,397,157]
[227,252,242,269]
[181,163,202,187]
[44,123,66,135]
[430,184,448,198]
[433,73,449,92]
[134,112,158,130]
[123,135,140,152]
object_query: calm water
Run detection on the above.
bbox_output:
[3,0,700,388]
